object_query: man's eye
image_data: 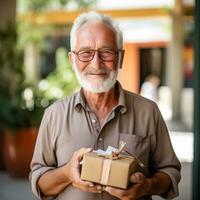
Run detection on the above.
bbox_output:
[101,50,114,57]
[79,51,93,57]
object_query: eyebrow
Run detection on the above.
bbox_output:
[78,46,117,51]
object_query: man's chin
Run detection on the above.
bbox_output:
[86,76,107,82]
[81,80,116,93]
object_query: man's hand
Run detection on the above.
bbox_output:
[64,147,103,194]
[105,172,150,200]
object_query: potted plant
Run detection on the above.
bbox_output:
[1,88,45,178]
[0,24,45,177]
[0,22,79,177]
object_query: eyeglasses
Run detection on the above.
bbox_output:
[72,49,124,62]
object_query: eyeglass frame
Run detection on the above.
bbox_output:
[72,49,125,62]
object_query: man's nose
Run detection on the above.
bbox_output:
[91,51,102,68]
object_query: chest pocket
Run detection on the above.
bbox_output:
[119,133,150,167]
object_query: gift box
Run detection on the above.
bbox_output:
[81,149,142,189]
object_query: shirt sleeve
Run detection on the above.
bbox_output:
[29,108,57,200]
[149,105,181,199]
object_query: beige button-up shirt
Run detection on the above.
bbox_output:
[30,83,181,200]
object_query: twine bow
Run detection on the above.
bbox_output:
[110,141,126,159]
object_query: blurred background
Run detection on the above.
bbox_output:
[0,0,197,200]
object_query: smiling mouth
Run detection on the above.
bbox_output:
[88,73,107,76]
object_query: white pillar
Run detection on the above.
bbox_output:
[166,0,184,120]
[24,43,40,85]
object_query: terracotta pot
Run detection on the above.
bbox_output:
[3,127,38,178]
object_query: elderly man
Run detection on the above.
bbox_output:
[30,11,181,200]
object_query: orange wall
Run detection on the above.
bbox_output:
[118,42,167,94]
[118,43,140,93]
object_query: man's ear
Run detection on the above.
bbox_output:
[119,50,125,69]
[68,51,73,64]
[68,51,75,72]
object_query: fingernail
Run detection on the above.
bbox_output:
[97,185,100,189]
[89,184,94,187]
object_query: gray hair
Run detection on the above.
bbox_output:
[70,11,123,51]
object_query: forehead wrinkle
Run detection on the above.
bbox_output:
[75,21,117,50]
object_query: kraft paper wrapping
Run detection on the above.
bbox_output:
[81,152,139,189]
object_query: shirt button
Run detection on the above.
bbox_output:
[99,137,103,142]
[92,119,96,124]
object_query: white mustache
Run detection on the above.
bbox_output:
[84,67,111,75]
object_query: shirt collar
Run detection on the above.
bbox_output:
[74,81,127,114]
[117,82,127,113]
[74,88,87,112]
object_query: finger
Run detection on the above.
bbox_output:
[76,148,92,161]
[88,183,103,193]
[78,184,99,193]
[76,180,102,193]
[77,179,94,187]
[96,184,103,191]
[105,186,125,198]
[130,172,145,184]
[72,148,92,168]
[88,186,103,193]
[73,179,93,190]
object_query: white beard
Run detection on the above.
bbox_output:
[72,58,119,93]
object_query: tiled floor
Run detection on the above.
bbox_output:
[0,172,36,200]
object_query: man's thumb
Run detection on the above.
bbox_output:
[130,172,145,184]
